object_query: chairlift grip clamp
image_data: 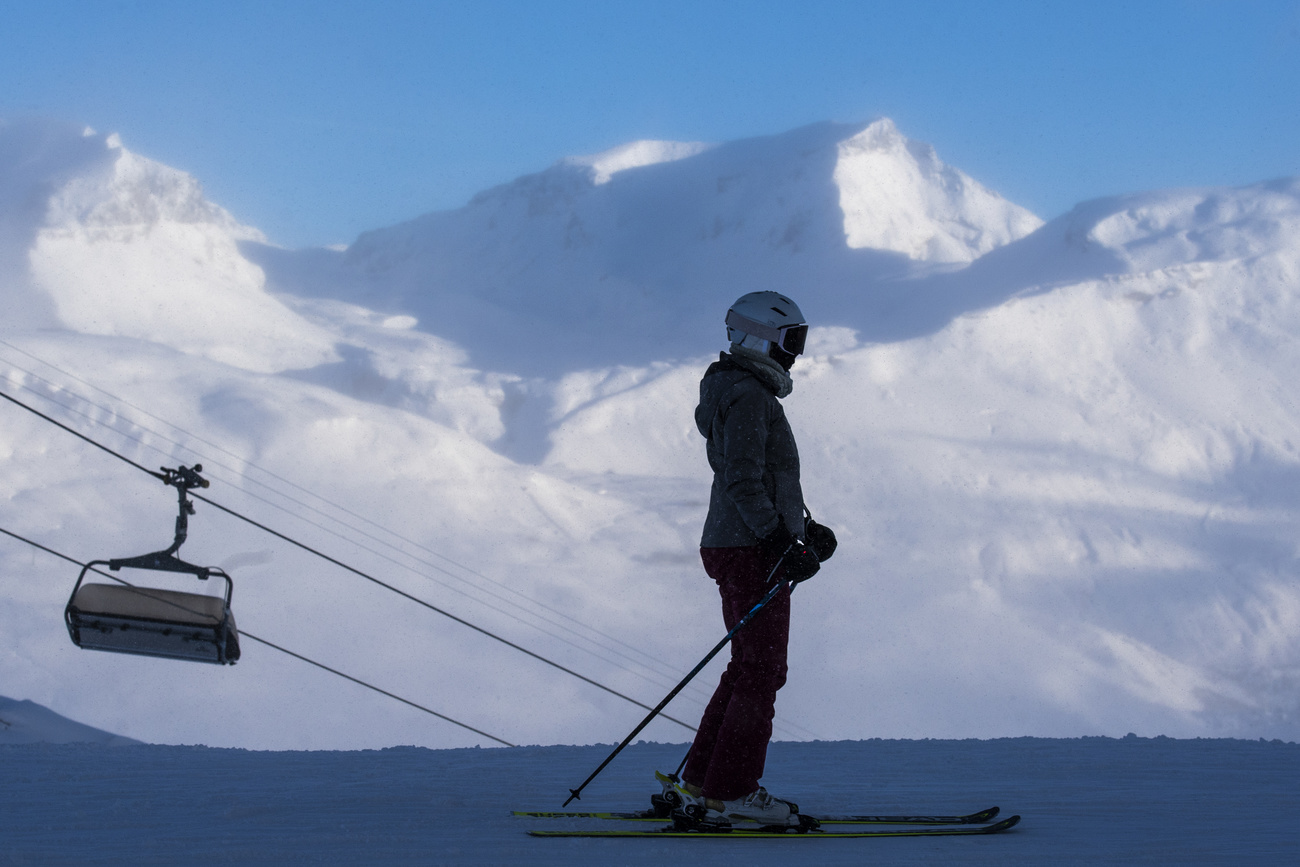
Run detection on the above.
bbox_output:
[159,464,210,492]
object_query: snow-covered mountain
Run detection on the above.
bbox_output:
[2,121,337,372]
[247,118,1041,374]
[2,116,1299,751]
[0,693,138,744]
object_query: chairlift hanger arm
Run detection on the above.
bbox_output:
[107,464,214,577]
[153,464,209,557]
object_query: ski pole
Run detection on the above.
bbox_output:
[563,553,795,806]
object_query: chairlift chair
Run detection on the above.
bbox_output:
[65,465,241,665]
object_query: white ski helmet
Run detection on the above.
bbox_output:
[725,291,809,359]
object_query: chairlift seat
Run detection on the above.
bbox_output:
[66,575,240,665]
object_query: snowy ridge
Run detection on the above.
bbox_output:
[1,117,1300,752]
[284,119,1041,373]
[959,177,1300,294]
[1074,178,1300,273]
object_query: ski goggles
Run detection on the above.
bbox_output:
[726,309,809,356]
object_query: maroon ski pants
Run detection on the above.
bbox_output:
[681,545,791,801]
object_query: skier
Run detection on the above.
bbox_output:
[667,290,837,828]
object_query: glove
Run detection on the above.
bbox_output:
[782,542,821,584]
[759,518,820,584]
[804,517,837,562]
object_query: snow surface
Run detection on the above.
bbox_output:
[3,115,1300,761]
[2,709,1297,864]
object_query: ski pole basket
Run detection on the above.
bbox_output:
[64,465,241,665]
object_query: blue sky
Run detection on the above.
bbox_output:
[3,0,1298,248]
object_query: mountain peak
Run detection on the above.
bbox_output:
[0,119,335,372]
[834,118,1042,262]
[44,143,260,241]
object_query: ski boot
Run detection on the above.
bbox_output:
[700,787,819,833]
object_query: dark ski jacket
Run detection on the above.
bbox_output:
[695,353,806,548]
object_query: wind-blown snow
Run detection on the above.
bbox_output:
[2,115,1300,757]
[11,121,337,373]
[562,139,714,185]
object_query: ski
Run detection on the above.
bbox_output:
[527,814,1021,838]
[514,805,1000,826]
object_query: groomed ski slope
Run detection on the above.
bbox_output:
[2,736,1296,864]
